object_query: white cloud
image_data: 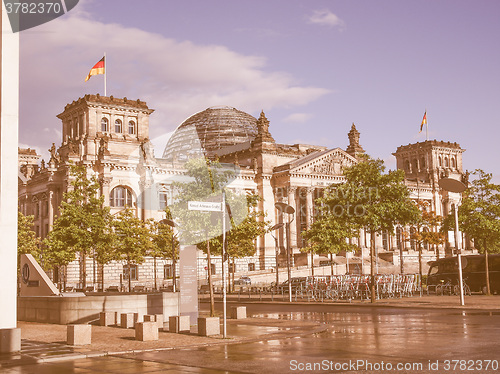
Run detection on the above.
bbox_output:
[308,9,345,29]
[19,8,330,152]
[283,113,312,123]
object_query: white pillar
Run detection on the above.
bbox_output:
[0,3,21,352]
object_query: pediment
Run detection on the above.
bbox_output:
[288,148,357,176]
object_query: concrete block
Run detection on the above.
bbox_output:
[120,313,135,329]
[0,328,21,353]
[230,306,247,319]
[198,317,220,336]
[169,315,190,333]
[67,325,91,345]
[155,314,164,330]
[99,312,117,326]
[135,322,158,341]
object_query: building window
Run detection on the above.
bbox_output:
[382,231,389,250]
[128,120,136,135]
[115,119,122,133]
[248,263,255,272]
[451,157,456,169]
[164,264,173,278]
[439,156,442,167]
[123,264,138,280]
[101,118,109,132]
[210,263,216,275]
[110,186,133,207]
[159,191,168,210]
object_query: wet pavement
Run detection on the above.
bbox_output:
[2,296,500,373]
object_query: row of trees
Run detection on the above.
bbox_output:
[19,164,178,292]
[304,157,500,300]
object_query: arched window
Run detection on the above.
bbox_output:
[115,119,122,133]
[420,157,426,169]
[413,159,419,173]
[423,227,429,250]
[101,118,109,132]
[404,160,410,171]
[451,157,456,169]
[438,156,442,167]
[110,186,133,207]
[128,120,136,135]
[444,157,449,167]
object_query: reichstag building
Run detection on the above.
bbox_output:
[18,95,470,289]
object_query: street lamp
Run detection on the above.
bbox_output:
[269,223,284,289]
[275,202,295,302]
[438,177,467,306]
[160,219,177,292]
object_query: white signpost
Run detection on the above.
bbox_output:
[188,201,222,212]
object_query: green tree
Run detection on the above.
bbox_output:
[44,163,113,290]
[410,200,445,290]
[443,170,500,295]
[148,219,179,290]
[113,207,153,292]
[17,211,41,270]
[169,158,244,315]
[307,157,420,302]
[200,193,268,292]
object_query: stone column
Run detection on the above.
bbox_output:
[0,6,21,352]
[306,188,314,230]
[48,190,54,230]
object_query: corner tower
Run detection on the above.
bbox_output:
[56,95,154,162]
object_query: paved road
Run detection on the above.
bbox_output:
[4,303,500,373]
[129,303,500,373]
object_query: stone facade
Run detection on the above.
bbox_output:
[18,95,472,289]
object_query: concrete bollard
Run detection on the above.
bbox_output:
[155,314,164,330]
[230,306,247,319]
[198,317,220,336]
[169,315,190,333]
[135,321,159,341]
[120,313,135,329]
[99,312,117,326]
[67,324,91,345]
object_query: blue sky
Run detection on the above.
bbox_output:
[19,0,500,180]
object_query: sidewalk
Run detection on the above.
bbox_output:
[0,316,325,368]
[1,295,498,368]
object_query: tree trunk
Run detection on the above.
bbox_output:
[206,241,215,317]
[311,252,315,278]
[485,240,491,295]
[399,239,404,274]
[330,253,334,276]
[370,230,376,303]
[101,264,105,292]
[81,252,87,289]
[128,260,132,292]
[153,256,157,291]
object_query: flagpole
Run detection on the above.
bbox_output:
[425,109,428,141]
[104,52,107,97]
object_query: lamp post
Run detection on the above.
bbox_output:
[438,177,467,306]
[275,202,295,302]
[160,219,177,292]
[270,223,284,289]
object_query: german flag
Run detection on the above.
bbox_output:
[85,57,105,82]
[419,111,427,133]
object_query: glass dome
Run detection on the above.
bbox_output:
[163,106,258,161]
